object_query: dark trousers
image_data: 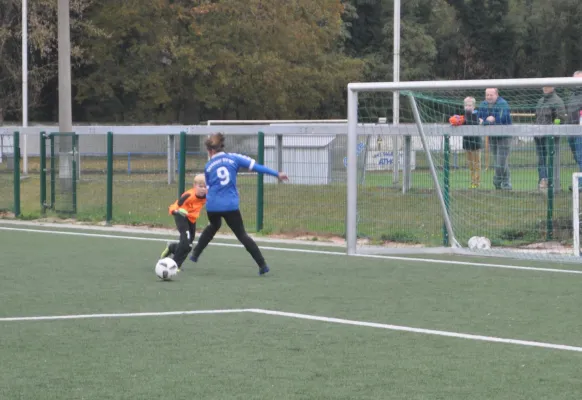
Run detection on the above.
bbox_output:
[568,136,582,172]
[490,136,512,188]
[170,214,196,267]
[192,210,266,268]
[534,136,549,182]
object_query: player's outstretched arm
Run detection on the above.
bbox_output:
[233,153,289,182]
[250,163,289,182]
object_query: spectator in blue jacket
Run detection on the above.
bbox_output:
[477,88,513,190]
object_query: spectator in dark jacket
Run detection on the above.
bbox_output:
[566,71,582,191]
[477,88,513,190]
[535,87,567,190]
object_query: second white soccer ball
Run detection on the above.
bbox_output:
[155,257,178,281]
[478,236,491,250]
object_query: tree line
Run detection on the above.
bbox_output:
[0,0,580,124]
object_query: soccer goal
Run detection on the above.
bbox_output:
[573,172,582,257]
[346,77,582,263]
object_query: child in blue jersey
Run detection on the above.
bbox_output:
[190,132,289,275]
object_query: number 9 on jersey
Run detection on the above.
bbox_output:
[217,166,230,185]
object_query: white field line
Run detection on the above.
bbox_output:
[1,307,581,353]
[248,309,582,353]
[0,219,345,248]
[1,226,582,275]
[0,309,251,322]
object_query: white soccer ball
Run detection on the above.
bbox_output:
[155,257,178,281]
[467,236,480,250]
[468,236,491,250]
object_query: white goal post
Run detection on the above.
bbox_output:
[346,77,582,258]
[573,172,582,257]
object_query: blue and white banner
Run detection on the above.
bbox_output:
[365,151,416,171]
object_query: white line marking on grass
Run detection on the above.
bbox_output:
[353,252,582,275]
[1,226,582,276]
[0,219,345,248]
[0,226,173,243]
[3,307,581,353]
[249,309,582,353]
[0,309,250,322]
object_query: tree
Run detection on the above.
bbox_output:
[343,0,387,58]
[344,0,459,82]
[0,0,100,123]
[12,0,580,123]
[74,0,177,122]
[512,0,582,78]
[449,0,519,79]
[76,0,364,122]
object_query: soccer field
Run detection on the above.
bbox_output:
[1,222,582,399]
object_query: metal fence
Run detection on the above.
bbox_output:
[0,132,19,215]
[1,125,581,253]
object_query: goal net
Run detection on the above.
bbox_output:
[346,78,582,263]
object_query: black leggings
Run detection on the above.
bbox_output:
[192,210,266,267]
[169,214,196,267]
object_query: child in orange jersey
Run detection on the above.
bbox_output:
[161,174,207,270]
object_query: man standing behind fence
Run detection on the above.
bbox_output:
[477,88,513,190]
[566,71,582,191]
[535,87,567,191]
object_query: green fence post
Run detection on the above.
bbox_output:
[13,132,20,216]
[40,132,46,213]
[178,132,186,196]
[50,134,55,209]
[546,136,555,241]
[72,134,78,214]
[106,132,113,224]
[256,131,265,232]
[442,133,451,246]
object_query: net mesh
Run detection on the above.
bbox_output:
[261,134,353,237]
[22,130,365,237]
[76,134,107,219]
[356,87,582,261]
[111,134,180,227]
[53,134,78,214]
[574,172,582,257]
[105,134,252,230]
[0,133,15,213]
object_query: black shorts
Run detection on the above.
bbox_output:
[207,210,246,234]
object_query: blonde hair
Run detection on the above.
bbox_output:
[193,174,206,187]
[205,133,225,152]
[464,96,476,107]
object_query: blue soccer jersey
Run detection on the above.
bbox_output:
[204,152,278,212]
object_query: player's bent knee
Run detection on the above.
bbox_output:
[238,233,254,245]
[179,235,190,247]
